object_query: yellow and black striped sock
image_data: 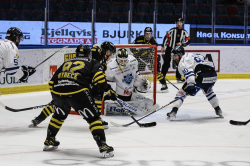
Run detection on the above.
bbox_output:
[48,115,65,137]
[95,100,102,114]
[89,120,106,142]
[157,72,166,85]
[37,106,53,120]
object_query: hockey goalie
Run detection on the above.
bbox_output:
[104,48,154,115]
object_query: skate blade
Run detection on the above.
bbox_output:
[217,113,224,119]
[28,124,36,128]
[103,125,109,130]
[161,89,169,93]
[102,151,114,158]
[43,145,58,151]
[166,116,175,121]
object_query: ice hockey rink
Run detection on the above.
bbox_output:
[0,79,249,166]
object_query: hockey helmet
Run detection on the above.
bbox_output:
[172,46,185,55]
[75,44,91,57]
[6,27,23,45]
[91,46,102,61]
[116,48,128,67]
[101,41,116,56]
[144,27,152,40]
[176,17,184,23]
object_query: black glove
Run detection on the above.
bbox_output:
[185,83,197,96]
[19,65,36,82]
[103,89,118,101]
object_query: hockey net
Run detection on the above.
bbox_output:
[114,44,157,105]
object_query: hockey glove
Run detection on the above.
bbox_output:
[185,83,197,96]
[19,65,36,82]
[103,89,118,101]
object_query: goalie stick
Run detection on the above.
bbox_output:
[111,94,185,127]
[138,57,179,90]
[0,101,49,112]
[115,99,156,127]
[35,46,69,69]
[229,119,250,126]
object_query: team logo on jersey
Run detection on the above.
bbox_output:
[122,73,134,85]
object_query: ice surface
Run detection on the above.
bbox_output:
[0,79,250,166]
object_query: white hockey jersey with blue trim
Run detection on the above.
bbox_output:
[178,53,215,85]
[105,55,142,97]
[0,39,24,80]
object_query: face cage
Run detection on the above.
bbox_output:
[117,56,128,66]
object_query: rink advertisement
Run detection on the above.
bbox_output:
[190,25,250,44]
[0,49,43,87]
[0,21,42,45]
[0,21,190,45]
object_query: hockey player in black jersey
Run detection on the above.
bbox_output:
[90,41,116,128]
[43,44,117,158]
[131,27,168,92]
[30,42,116,129]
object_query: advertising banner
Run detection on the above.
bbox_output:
[0,21,43,45]
[190,25,250,44]
[0,21,190,45]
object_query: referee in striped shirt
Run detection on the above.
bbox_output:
[160,18,190,83]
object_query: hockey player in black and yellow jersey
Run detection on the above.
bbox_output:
[131,27,168,92]
[43,44,117,158]
[29,42,116,129]
[90,42,116,128]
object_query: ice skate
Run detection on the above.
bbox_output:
[161,84,169,93]
[29,117,44,127]
[100,118,108,130]
[177,78,185,83]
[167,107,178,120]
[43,136,60,151]
[215,106,224,118]
[99,143,114,158]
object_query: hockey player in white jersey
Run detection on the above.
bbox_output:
[0,27,36,82]
[104,48,153,115]
[166,46,223,120]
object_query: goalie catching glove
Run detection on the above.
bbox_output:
[103,85,118,101]
[134,78,151,93]
[19,65,36,82]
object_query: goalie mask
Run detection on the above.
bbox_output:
[116,48,128,69]
[75,44,91,58]
[144,27,152,41]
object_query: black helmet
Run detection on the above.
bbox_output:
[75,44,91,57]
[172,46,185,55]
[6,27,23,44]
[101,41,116,55]
[176,17,184,23]
[144,27,152,40]
[116,48,128,67]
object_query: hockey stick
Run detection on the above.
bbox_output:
[35,46,69,69]
[229,119,250,126]
[115,99,156,127]
[0,101,49,112]
[138,57,179,90]
[111,94,185,127]
[156,72,179,90]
